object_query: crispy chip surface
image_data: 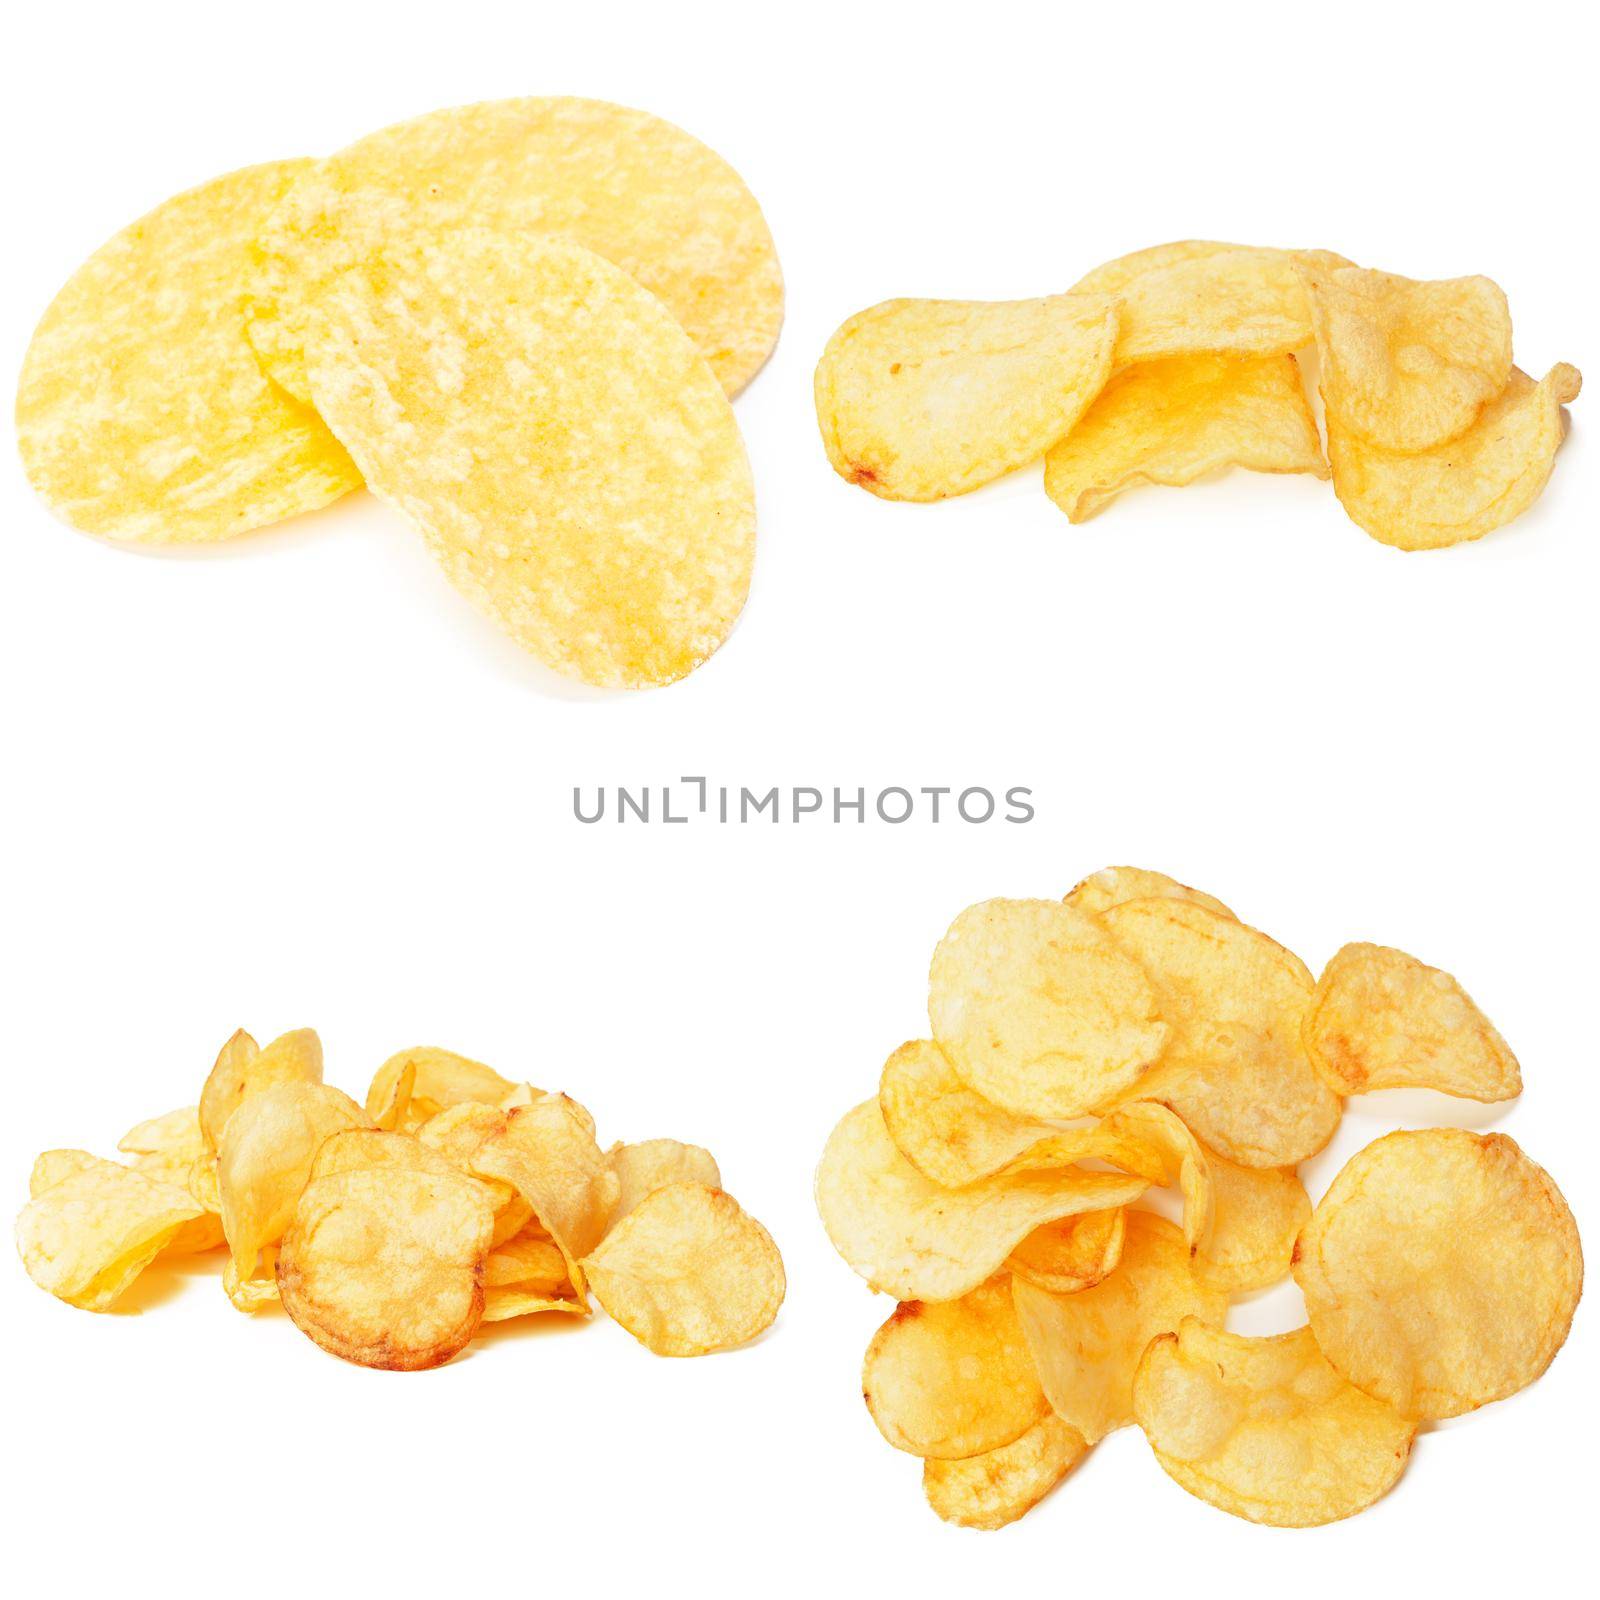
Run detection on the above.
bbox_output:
[605,1139,722,1224]
[29,1149,101,1197]
[16,161,358,542]
[1194,1149,1309,1293]
[301,228,755,689]
[199,1027,320,1154]
[580,1181,784,1356]
[249,96,781,400]
[814,293,1118,500]
[1065,866,1235,921]
[1134,1320,1416,1526]
[923,1414,1088,1530]
[1304,942,1522,1100]
[1006,1207,1125,1294]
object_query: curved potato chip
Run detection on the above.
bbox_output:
[1134,1319,1416,1527]
[1303,942,1522,1101]
[16,1155,204,1310]
[1327,363,1580,550]
[1065,866,1235,921]
[224,1245,280,1313]
[118,1106,204,1160]
[17,161,358,542]
[605,1139,722,1225]
[309,1127,457,1183]
[29,1149,101,1197]
[814,293,1119,500]
[482,1286,589,1323]
[815,1100,1147,1303]
[116,1104,222,1249]
[1294,1129,1582,1419]
[249,96,781,401]
[863,1276,1047,1459]
[1006,1207,1125,1294]
[1303,264,1512,451]
[579,1181,784,1356]
[929,898,1168,1119]
[1072,240,1251,296]
[1193,1149,1309,1294]
[486,1231,568,1292]
[1011,1212,1228,1444]
[366,1048,515,1131]
[278,1164,493,1370]
[1043,353,1326,522]
[200,1027,320,1154]
[302,227,754,689]
[923,1414,1089,1530]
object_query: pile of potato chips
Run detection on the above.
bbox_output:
[17,1031,784,1367]
[15,97,783,688]
[815,243,1580,549]
[816,867,1583,1528]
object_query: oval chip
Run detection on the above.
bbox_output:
[923,1414,1089,1531]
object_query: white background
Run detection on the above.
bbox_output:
[2,1,1593,1591]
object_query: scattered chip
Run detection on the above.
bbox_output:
[1193,1149,1309,1294]
[923,1414,1088,1530]
[1065,866,1234,921]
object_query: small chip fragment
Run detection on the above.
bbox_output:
[923,1415,1089,1530]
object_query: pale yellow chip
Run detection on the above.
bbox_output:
[224,1245,280,1313]
[605,1139,722,1225]
[1065,866,1235,921]
[815,1099,1147,1303]
[1043,353,1326,522]
[365,1048,516,1131]
[863,1275,1047,1459]
[249,96,781,401]
[302,228,755,689]
[579,1181,784,1356]
[928,898,1169,1119]
[116,1104,223,1250]
[199,1027,321,1154]
[1005,1207,1125,1295]
[1303,264,1512,452]
[1294,1129,1582,1419]
[308,1126,459,1183]
[1011,1212,1228,1444]
[1134,1319,1416,1527]
[923,1414,1089,1530]
[814,293,1119,500]
[1193,1149,1309,1294]
[15,1154,204,1310]
[1100,899,1340,1167]
[117,1106,205,1160]
[1327,363,1580,550]
[16,161,359,542]
[1304,942,1523,1101]
[29,1149,102,1197]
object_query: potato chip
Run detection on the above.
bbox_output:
[482,1286,589,1323]
[365,1048,516,1131]
[1303,942,1522,1101]
[114,1104,223,1250]
[605,1139,722,1225]
[928,898,1168,1119]
[1327,363,1580,550]
[863,1276,1047,1458]
[1011,1212,1228,1443]
[199,1027,321,1154]
[486,1230,568,1293]
[15,1155,204,1310]
[1100,899,1339,1167]
[923,1414,1088,1530]
[301,228,755,690]
[224,1246,280,1313]
[1193,1149,1309,1294]
[1006,1207,1125,1294]
[16,161,359,543]
[29,1149,101,1198]
[816,1100,1147,1303]
[1294,1129,1582,1419]
[1303,264,1512,451]
[579,1181,784,1356]
[1043,353,1326,522]
[278,1164,493,1370]
[249,96,781,401]
[117,1106,205,1160]
[1065,866,1234,921]
[1134,1320,1416,1526]
[814,293,1119,500]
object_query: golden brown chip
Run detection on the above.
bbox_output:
[928,898,1168,1119]
[365,1048,516,1131]
[923,1414,1089,1530]
[481,1285,590,1323]
[579,1181,784,1356]
[1303,942,1522,1101]
[301,228,755,689]
[1065,866,1235,921]
[249,96,781,400]
[1134,1319,1416,1526]
[1005,1207,1125,1294]
[863,1276,1047,1458]
[1043,353,1326,522]
[1011,1212,1228,1443]
[1294,1129,1582,1419]
[1327,363,1580,550]
[16,161,359,542]
[605,1139,722,1225]
[814,293,1119,500]
[1193,1149,1309,1294]
[485,1230,568,1292]
[199,1027,321,1154]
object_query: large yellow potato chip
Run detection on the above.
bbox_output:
[15,1155,204,1310]
[928,898,1168,1119]
[579,1181,784,1356]
[16,161,358,542]
[1043,353,1326,522]
[605,1139,722,1224]
[1134,1320,1416,1527]
[249,96,781,401]
[278,1163,493,1370]
[1193,1149,1309,1294]
[863,1275,1047,1458]
[1303,264,1512,451]
[1065,866,1234,921]
[1327,363,1580,549]
[814,293,1119,500]
[1303,942,1522,1101]
[923,1414,1088,1530]
[199,1027,321,1154]
[1294,1130,1583,1419]
[1005,1207,1125,1294]
[302,228,755,689]
[365,1048,516,1131]
[1011,1212,1228,1443]
[1100,899,1340,1167]
[816,1100,1146,1303]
